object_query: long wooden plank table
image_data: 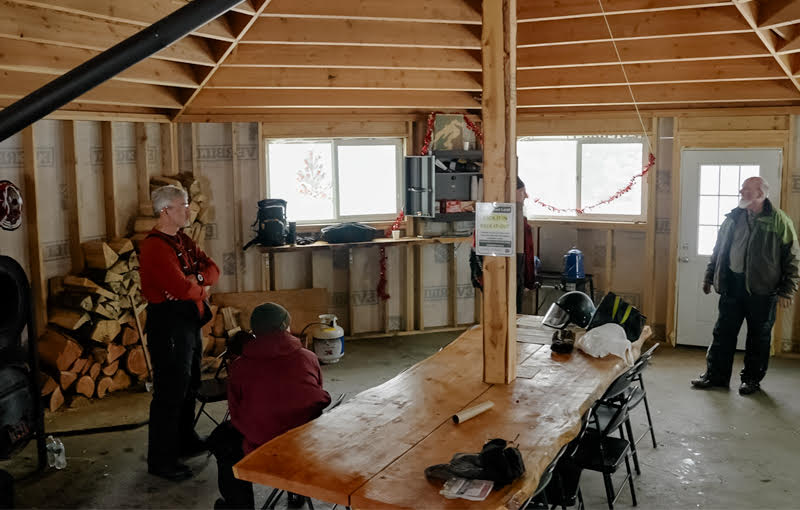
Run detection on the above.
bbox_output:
[234,317,650,509]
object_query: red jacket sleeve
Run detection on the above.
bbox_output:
[193,243,220,287]
[139,236,207,302]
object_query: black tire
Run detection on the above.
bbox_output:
[0,255,30,351]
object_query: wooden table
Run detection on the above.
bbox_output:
[234,317,650,509]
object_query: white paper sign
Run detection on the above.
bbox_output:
[475,202,515,257]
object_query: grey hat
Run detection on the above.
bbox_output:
[250,302,291,333]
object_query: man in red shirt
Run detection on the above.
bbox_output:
[138,185,220,481]
[211,302,331,509]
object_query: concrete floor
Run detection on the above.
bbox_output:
[2,332,799,509]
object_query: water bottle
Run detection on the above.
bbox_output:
[46,435,67,470]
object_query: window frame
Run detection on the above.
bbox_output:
[265,137,404,225]
[518,134,649,222]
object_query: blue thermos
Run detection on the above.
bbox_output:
[563,248,585,279]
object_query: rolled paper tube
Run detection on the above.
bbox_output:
[452,401,494,424]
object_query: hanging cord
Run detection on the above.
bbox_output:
[596,0,653,155]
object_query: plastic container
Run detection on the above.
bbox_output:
[46,435,66,470]
[312,314,345,364]
[563,248,585,279]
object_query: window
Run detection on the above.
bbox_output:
[697,164,759,255]
[266,138,403,223]
[517,135,646,220]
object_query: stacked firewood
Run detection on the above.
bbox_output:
[200,306,240,373]
[40,238,149,411]
[131,173,209,249]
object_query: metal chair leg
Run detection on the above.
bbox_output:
[639,379,657,448]
[306,497,314,510]
[261,488,280,510]
[624,418,641,475]
[624,454,637,506]
[193,402,206,426]
[602,472,615,510]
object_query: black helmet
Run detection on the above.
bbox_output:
[543,291,595,329]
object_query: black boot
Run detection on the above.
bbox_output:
[739,381,760,395]
[690,374,728,389]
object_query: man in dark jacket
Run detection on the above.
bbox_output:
[212,303,331,509]
[691,177,799,395]
[139,185,220,481]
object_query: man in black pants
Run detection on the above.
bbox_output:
[139,185,220,480]
[691,177,798,395]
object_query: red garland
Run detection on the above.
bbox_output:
[377,246,390,301]
[532,153,656,215]
[385,210,405,237]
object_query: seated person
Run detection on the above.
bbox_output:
[211,303,332,509]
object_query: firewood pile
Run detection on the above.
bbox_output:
[40,238,148,411]
[200,306,240,374]
[132,173,209,249]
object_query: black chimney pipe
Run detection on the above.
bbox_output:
[0,0,245,142]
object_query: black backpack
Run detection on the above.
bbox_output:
[588,292,646,342]
[243,199,289,250]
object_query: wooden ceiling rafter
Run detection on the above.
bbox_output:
[9,0,237,41]
[174,0,276,120]
[260,0,482,25]
[732,0,800,95]
[517,0,730,22]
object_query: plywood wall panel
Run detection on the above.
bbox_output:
[112,122,139,238]
[74,121,107,241]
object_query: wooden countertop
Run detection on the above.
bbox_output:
[257,236,472,253]
[234,317,650,509]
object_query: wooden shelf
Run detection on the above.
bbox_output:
[257,235,472,253]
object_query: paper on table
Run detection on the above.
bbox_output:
[440,477,493,501]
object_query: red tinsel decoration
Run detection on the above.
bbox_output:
[377,246,390,301]
[386,210,405,237]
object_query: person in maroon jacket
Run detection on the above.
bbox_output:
[211,302,331,509]
[138,185,220,481]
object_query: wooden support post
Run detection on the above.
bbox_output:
[666,133,683,346]
[405,244,415,331]
[383,247,390,333]
[448,244,457,326]
[347,247,355,336]
[62,120,83,273]
[135,123,151,204]
[232,123,243,292]
[160,123,178,176]
[481,0,517,384]
[267,252,276,291]
[605,229,614,293]
[643,119,658,323]
[258,122,269,291]
[190,124,199,175]
[415,244,424,330]
[23,125,47,335]
[101,122,120,239]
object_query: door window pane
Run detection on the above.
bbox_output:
[580,143,643,215]
[698,196,718,225]
[268,142,334,222]
[698,225,719,256]
[718,196,738,220]
[700,165,719,195]
[518,139,577,216]
[338,144,398,216]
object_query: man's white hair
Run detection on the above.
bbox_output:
[151,185,187,217]
[746,176,769,198]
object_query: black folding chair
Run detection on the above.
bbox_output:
[194,351,230,426]
[627,344,658,449]
[576,365,639,510]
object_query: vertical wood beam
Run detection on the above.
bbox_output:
[347,247,355,336]
[415,244,424,330]
[135,123,151,204]
[666,134,683,346]
[101,121,120,239]
[481,0,517,384]
[605,229,614,294]
[383,247,390,333]
[190,124,199,175]
[62,120,83,273]
[160,123,179,176]
[643,118,658,322]
[22,125,47,335]
[231,123,244,292]
[258,122,268,291]
[405,243,415,331]
[448,244,457,326]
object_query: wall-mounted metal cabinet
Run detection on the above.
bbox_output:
[404,155,436,217]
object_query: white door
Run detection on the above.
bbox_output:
[676,149,782,348]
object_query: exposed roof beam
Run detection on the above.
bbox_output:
[0,69,183,108]
[518,0,729,22]
[226,44,482,71]
[0,39,200,88]
[0,2,216,65]
[10,0,236,41]
[262,0,481,24]
[518,5,750,46]
[733,0,800,93]
[242,17,481,49]
[517,80,800,107]
[518,33,769,68]
[207,68,481,90]
[518,57,786,88]
[757,0,800,28]
[189,89,481,109]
